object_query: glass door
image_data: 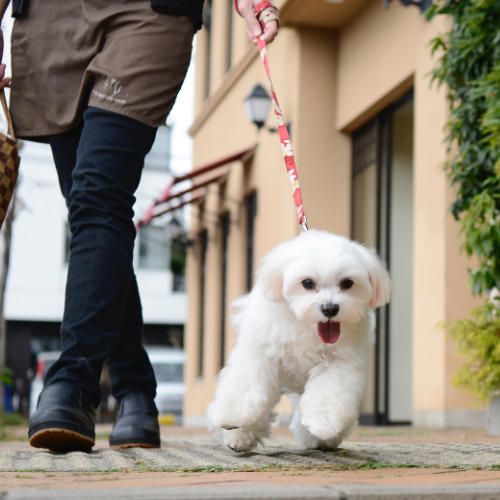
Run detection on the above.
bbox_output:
[352,91,414,425]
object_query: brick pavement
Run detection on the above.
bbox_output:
[1,425,500,498]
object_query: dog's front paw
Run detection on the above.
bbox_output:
[301,414,339,441]
[223,428,260,453]
[300,408,356,442]
[315,436,343,451]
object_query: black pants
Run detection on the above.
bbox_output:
[43,107,158,408]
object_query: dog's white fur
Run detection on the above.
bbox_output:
[207,230,391,452]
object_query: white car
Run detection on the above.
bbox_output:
[29,347,185,422]
[29,351,61,417]
[146,347,185,423]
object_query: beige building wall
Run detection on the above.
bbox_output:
[185,0,484,428]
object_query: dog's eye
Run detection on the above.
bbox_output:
[340,279,353,290]
[302,279,315,290]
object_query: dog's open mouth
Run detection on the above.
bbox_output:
[317,321,341,344]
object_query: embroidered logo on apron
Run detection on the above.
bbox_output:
[92,77,127,105]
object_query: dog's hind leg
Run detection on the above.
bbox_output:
[221,412,277,453]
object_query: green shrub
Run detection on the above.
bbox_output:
[0,411,27,427]
[429,1,500,402]
[444,301,500,403]
[428,1,500,296]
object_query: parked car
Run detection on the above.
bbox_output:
[30,347,186,423]
[29,351,61,417]
[146,347,185,424]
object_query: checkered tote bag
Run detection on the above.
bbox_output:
[0,89,19,229]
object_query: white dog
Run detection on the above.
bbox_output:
[207,229,391,452]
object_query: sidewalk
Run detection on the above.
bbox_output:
[1,425,500,499]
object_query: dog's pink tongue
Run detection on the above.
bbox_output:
[317,321,341,344]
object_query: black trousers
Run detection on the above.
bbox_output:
[43,107,158,408]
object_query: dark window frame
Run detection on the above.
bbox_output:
[219,212,231,369]
[203,1,212,99]
[198,229,209,378]
[245,191,257,292]
[226,0,233,72]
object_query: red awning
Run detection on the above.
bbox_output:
[137,144,255,227]
[151,190,208,218]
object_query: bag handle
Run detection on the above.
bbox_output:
[0,89,17,144]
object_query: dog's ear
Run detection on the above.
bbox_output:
[257,246,291,302]
[365,250,392,309]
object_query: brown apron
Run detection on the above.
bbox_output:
[10,0,194,141]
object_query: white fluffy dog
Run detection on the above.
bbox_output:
[208,229,391,452]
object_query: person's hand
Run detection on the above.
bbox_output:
[0,28,11,89]
[236,0,279,45]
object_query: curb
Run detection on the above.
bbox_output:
[4,483,500,499]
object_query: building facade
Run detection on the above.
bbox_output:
[183,0,485,428]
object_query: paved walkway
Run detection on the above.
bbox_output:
[3,440,500,472]
[1,426,500,498]
[2,426,500,472]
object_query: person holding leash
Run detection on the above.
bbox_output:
[0,0,279,452]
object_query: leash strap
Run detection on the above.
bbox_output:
[0,90,17,144]
[256,36,308,231]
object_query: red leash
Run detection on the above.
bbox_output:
[235,1,308,232]
[256,35,308,232]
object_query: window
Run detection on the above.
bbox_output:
[144,125,171,172]
[151,362,184,383]
[171,235,187,292]
[138,225,170,270]
[352,91,414,425]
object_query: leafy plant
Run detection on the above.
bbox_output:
[427,1,500,296]
[170,237,186,276]
[444,301,500,402]
[427,1,500,401]
[0,366,13,387]
[0,410,26,426]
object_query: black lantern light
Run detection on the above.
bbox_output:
[384,0,432,12]
[244,84,272,130]
[166,215,195,247]
[167,216,183,240]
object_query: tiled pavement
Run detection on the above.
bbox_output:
[2,432,500,472]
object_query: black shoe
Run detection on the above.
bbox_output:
[109,392,161,449]
[28,383,96,453]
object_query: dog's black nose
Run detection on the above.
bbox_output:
[321,303,339,318]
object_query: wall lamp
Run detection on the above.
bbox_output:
[245,83,291,135]
[384,0,432,12]
[167,216,195,248]
[245,84,273,130]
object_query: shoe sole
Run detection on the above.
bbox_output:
[29,428,95,453]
